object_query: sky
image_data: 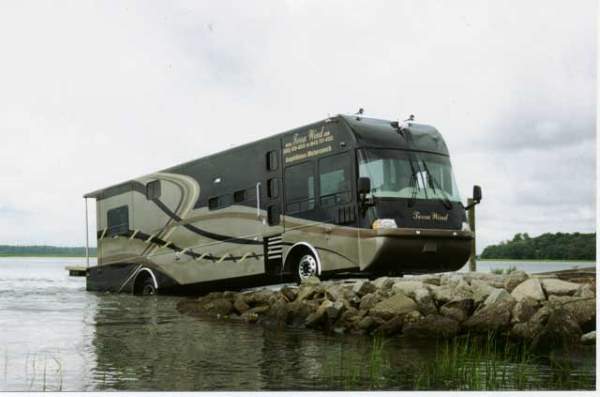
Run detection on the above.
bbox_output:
[0,0,596,253]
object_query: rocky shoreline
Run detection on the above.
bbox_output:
[176,270,596,348]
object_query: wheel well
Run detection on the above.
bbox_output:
[133,268,157,295]
[284,244,321,275]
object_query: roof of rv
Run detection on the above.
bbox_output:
[84,114,449,198]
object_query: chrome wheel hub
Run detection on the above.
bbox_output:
[298,254,317,280]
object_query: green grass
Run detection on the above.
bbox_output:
[490,265,518,275]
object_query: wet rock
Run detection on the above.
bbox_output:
[414,287,438,315]
[305,299,334,327]
[287,300,318,326]
[510,306,552,340]
[504,271,529,292]
[301,276,321,286]
[404,310,424,324]
[484,288,515,306]
[280,286,298,302]
[243,290,272,306]
[511,297,540,324]
[369,292,418,321]
[359,292,380,311]
[268,299,290,324]
[295,285,318,302]
[531,307,581,349]
[391,281,425,298]
[326,300,345,321]
[203,298,233,316]
[233,297,250,314]
[375,316,405,336]
[511,279,546,302]
[440,298,474,323]
[581,331,596,345]
[463,299,516,333]
[241,311,259,323]
[403,314,460,339]
[358,316,376,331]
[373,276,395,290]
[353,280,377,297]
[324,284,344,302]
[548,295,595,331]
[541,279,581,296]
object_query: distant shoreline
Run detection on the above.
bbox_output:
[0,254,97,258]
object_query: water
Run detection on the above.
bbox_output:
[0,257,595,391]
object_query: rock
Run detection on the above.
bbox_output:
[369,293,418,321]
[440,274,463,288]
[376,316,404,336]
[510,306,552,340]
[548,296,595,331]
[541,279,581,296]
[241,311,259,323]
[462,273,505,289]
[287,300,318,326]
[581,331,596,345]
[511,279,546,302]
[295,285,318,302]
[233,297,250,314]
[267,299,290,323]
[359,292,380,311]
[431,286,455,305]
[414,287,438,315]
[391,281,425,298]
[324,285,344,302]
[358,316,376,331]
[301,275,320,286]
[404,310,424,324]
[532,307,581,349]
[440,298,474,323]
[470,279,496,305]
[411,274,441,286]
[305,299,334,327]
[484,288,515,306]
[353,280,376,297]
[574,284,595,299]
[326,300,345,321]
[511,297,540,324]
[243,290,273,306]
[403,314,461,339]
[504,271,529,292]
[280,286,298,302]
[203,298,233,316]
[373,276,395,290]
[463,299,516,333]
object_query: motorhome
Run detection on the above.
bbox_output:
[84,114,481,295]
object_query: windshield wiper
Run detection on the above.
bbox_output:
[407,157,420,207]
[420,160,453,209]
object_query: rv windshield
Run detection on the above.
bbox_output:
[358,149,462,202]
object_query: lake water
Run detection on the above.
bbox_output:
[0,257,595,391]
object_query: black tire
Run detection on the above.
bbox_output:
[140,277,157,296]
[293,251,318,285]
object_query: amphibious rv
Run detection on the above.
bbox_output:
[84,114,481,295]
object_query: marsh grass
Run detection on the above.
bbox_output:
[490,265,518,275]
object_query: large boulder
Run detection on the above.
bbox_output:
[402,314,461,339]
[305,299,334,327]
[548,295,595,331]
[244,290,274,306]
[375,316,405,336]
[511,297,540,324]
[531,307,582,349]
[301,275,321,286]
[541,279,581,296]
[369,292,418,321]
[359,292,380,311]
[463,299,516,333]
[462,273,505,289]
[280,286,298,302]
[414,287,438,315]
[233,296,250,314]
[203,298,233,317]
[411,274,441,286]
[511,279,546,302]
[574,284,595,299]
[373,276,395,290]
[391,281,425,298]
[470,279,496,305]
[503,271,529,292]
[484,288,515,306]
[581,331,596,345]
[510,306,552,340]
[326,300,345,322]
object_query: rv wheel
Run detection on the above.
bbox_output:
[141,278,157,296]
[296,253,318,284]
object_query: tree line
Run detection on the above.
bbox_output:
[0,245,97,257]
[480,232,596,260]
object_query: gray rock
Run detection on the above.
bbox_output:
[511,279,546,302]
[359,292,380,311]
[233,297,250,314]
[548,295,595,330]
[411,274,441,286]
[414,287,438,315]
[358,316,376,331]
[504,271,529,292]
[280,286,298,302]
[369,292,418,320]
[268,299,290,323]
[462,273,505,289]
[295,285,318,302]
[305,299,334,327]
[353,280,377,297]
[403,314,461,339]
[511,297,540,324]
[581,331,596,345]
[510,306,552,340]
[484,288,515,306]
[203,298,233,316]
[244,290,273,306]
[470,279,495,305]
[375,316,404,336]
[431,285,455,305]
[463,299,516,333]
[373,276,395,290]
[531,307,581,349]
[574,284,595,299]
[391,281,424,298]
[301,275,321,286]
[541,279,582,296]
[440,298,474,323]
[326,300,345,321]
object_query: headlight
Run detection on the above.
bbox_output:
[461,222,471,232]
[372,218,398,229]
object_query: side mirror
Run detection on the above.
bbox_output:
[358,177,371,195]
[473,185,482,203]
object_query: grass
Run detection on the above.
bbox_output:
[490,265,518,275]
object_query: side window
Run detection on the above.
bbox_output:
[284,162,315,214]
[107,206,129,236]
[267,178,280,199]
[208,195,233,210]
[319,153,352,207]
[146,180,161,200]
[266,150,279,171]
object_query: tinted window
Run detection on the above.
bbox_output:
[285,162,315,214]
[208,195,232,210]
[107,206,129,236]
[267,178,280,199]
[266,151,279,171]
[146,180,161,200]
[319,153,352,207]
[234,190,245,203]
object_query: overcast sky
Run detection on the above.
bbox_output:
[0,1,596,252]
